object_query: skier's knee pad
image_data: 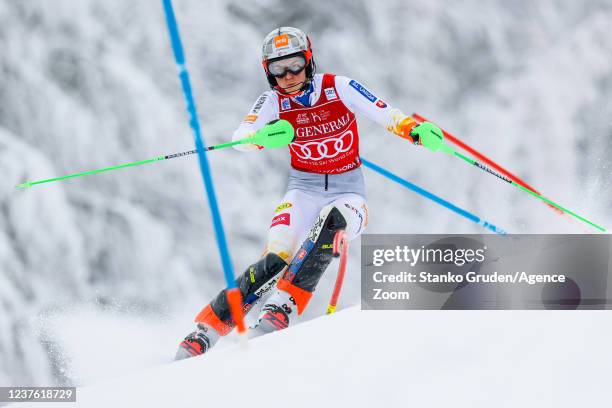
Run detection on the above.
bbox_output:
[277,204,347,315]
[195,252,287,335]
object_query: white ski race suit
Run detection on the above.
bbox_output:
[193,73,414,343]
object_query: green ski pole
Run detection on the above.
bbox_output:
[16,120,294,189]
[411,122,606,232]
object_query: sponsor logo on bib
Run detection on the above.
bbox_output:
[281,98,291,111]
[291,130,354,161]
[324,87,337,100]
[296,113,310,125]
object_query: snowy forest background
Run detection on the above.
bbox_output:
[1,0,611,386]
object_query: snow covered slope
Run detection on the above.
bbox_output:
[2,0,611,387]
[30,307,612,408]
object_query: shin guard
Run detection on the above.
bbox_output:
[195,252,287,335]
[278,205,347,315]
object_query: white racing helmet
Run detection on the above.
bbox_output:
[261,27,316,92]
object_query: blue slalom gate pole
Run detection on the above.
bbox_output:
[361,158,507,235]
[162,0,246,332]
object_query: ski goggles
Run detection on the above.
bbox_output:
[267,55,307,78]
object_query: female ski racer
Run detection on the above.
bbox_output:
[176,27,441,359]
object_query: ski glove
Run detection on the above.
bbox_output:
[394,116,419,142]
[394,116,446,152]
[410,122,445,152]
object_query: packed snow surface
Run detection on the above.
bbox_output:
[20,307,612,408]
